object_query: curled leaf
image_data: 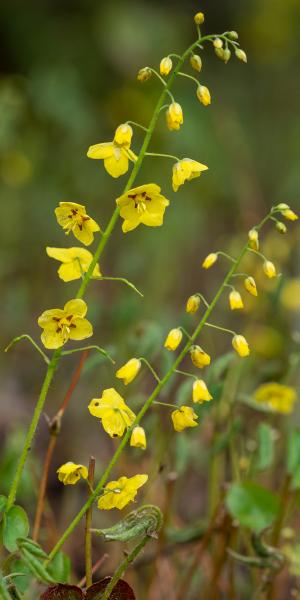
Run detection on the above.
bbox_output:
[94,504,163,542]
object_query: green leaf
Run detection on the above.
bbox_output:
[0,495,7,520]
[2,505,30,552]
[48,552,71,584]
[256,423,274,471]
[226,482,280,532]
[287,430,300,489]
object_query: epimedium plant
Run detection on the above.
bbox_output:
[1,7,299,600]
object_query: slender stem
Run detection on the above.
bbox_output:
[139,357,161,383]
[5,334,50,365]
[179,326,193,340]
[126,120,149,132]
[78,554,109,588]
[92,275,144,297]
[47,243,249,562]
[61,345,115,364]
[175,369,197,380]
[145,152,179,161]
[217,251,236,263]
[85,457,95,588]
[100,536,149,600]
[204,322,236,336]
[6,349,61,510]
[32,351,89,540]
[177,71,199,86]
[153,400,178,409]
[148,69,175,101]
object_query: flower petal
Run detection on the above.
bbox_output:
[64,298,87,317]
[69,317,93,341]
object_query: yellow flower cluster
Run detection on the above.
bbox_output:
[254,383,297,414]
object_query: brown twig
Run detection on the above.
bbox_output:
[32,350,89,541]
[85,456,95,588]
[78,553,109,588]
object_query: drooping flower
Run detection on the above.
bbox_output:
[46,247,101,282]
[87,124,137,178]
[38,299,93,349]
[244,276,258,297]
[235,48,247,63]
[192,379,213,403]
[166,102,183,131]
[116,358,141,385]
[137,67,152,82]
[171,406,198,432]
[88,388,136,438]
[277,204,298,221]
[254,382,297,414]
[55,202,100,246]
[232,334,250,357]
[186,294,201,314]
[116,183,169,233]
[263,260,277,278]
[229,289,244,310]
[190,345,211,368]
[190,54,202,72]
[57,462,88,485]
[160,57,172,76]
[98,474,148,510]
[202,253,218,269]
[172,158,208,192]
[196,85,211,106]
[130,426,147,449]
[164,328,183,351]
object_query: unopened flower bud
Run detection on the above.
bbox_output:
[164,328,183,351]
[248,228,259,251]
[215,47,225,60]
[232,334,250,357]
[193,379,213,403]
[276,203,289,211]
[244,276,258,297]
[223,48,231,63]
[263,260,277,279]
[186,294,201,314]
[190,54,202,72]
[114,123,133,146]
[197,85,211,106]
[202,252,218,269]
[116,358,141,385]
[194,12,205,25]
[130,426,146,450]
[281,208,298,221]
[228,31,239,40]
[190,345,211,368]
[213,38,223,49]
[276,221,287,234]
[137,67,152,82]
[229,290,244,310]
[160,56,173,76]
[166,102,183,131]
[235,48,247,63]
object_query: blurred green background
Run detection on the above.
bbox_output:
[1,0,300,583]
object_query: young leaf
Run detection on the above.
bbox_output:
[226,482,280,532]
[1,504,30,552]
[255,423,274,471]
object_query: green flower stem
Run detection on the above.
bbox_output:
[177,71,199,86]
[126,120,149,132]
[204,322,236,336]
[47,243,249,562]
[153,400,178,409]
[5,334,50,365]
[139,358,161,383]
[145,152,180,161]
[100,536,149,600]
[179,326,193,340]
[61,345,115,364]
[6,349,61,510]
[217,251,236,263]
[175,369,197,380]
[92,275,144,297]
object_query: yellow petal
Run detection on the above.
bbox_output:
[41,325,68,349]
[104,148,129,178]
[87,142,114,159]
[64,298,87,318]
[69,317,93,341]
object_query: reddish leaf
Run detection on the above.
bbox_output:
[86,578,135,600]
[40,584,84,600]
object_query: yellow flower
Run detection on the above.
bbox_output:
[38,299,93,349]
[130,426,147,449]
[166,102,183,131]
[55,202,100,246]
[164,328,183,351]
[248,228,259,250]
[202,253,218,269]
[263,260,277,278]
[254,382,297,414]
[172,158,208,192]
[229,289,244,310]
[46,247,101,282]
[57,462,88,485]
[88,388,136,438]
[186,294,201,314]
[116,183,169,233]
[190,54,202,72]
[194,12,204,25]
[171,406,198,432]
[244,276,258,297]
[98,474,148,510]
[116,358,141,385]
[197,85,211,106]
[281,208,298,221]
[87,124,137,178]
[193,379,213,403]
[232,334,250,357]
[160,57,172,76]
[137,67,152,82]
[190,345,211,368]
[235,48,247,63]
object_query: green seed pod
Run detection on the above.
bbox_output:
[94,504,163,542]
